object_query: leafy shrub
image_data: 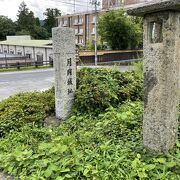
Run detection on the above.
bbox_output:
[0,88,55,137]
[98,9,143,50]
[0,68,180,179]
[74,68,143,114]
[0,102,179,179]
[75,68,119,114]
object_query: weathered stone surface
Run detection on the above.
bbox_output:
[127,0,180,16]
[52,27,76,120]
[128,0,180,153]
[143,11,180,153]
[43,116,61,127]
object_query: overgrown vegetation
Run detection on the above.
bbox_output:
[0,67,179,179]
[74,68,143,114]
[98,9,143,50]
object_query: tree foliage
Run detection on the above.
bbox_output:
[43,8,61,34]
[0,16,16,40]
[15,1,50,39]
[0,1,60,40]
[98,10,143,50]
[17,1,35,31]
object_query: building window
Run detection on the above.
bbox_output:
[91,28,95,35]
[74,18,78,25]
[75,29,78,35]
[10,50,14,54]
[4,50,7,53]
[26,53,31,59]
[79,17,83,24]
[18,52,22,55]
[79,29,83,34]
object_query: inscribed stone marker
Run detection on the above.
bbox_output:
[127,0,180,153]
[52,27,76,120]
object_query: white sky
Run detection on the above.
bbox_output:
[0,0,99,21]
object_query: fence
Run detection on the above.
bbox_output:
[0,50,143,69]
[0,58,53,69]
[78,50,143,65]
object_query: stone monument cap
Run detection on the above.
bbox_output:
[127,0,180,16]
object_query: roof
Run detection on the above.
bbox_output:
[127,0,180,16]
[0,40,52,48]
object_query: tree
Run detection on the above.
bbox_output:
[0,16,16,40]
[16,1,49,39]
[98,10,143,50]
[17,1,36,31]
[31,26,49,39]
[43,8,61,35]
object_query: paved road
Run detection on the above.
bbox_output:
[0,69,54,101]
[0,66,130,101]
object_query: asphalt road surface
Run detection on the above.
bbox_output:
[0,69,54,101]
[0,66,130,101]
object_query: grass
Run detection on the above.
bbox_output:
[0,65,53,73]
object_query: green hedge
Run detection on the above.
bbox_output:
[74,68,143,114]
[0,88,55,137]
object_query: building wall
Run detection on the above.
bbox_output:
[57,0,147,47]
[0,45,3,53]
[123,0,147,5]
[24,47,35,59]
[0,45,8,53]
[9,46,16,54]
[16,46,25,56]
[102,0,120,9]
[0,44,53,62]
[57,12,96,46]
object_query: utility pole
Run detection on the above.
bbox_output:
[90,0,100,66]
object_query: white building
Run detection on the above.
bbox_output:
[0,39,53,63]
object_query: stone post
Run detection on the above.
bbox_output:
[128,0,180,153]
[52,27,76,120]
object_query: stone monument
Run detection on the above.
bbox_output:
[128,0,180,153]
[52,27,76,120]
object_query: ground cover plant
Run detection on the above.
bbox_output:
[0,67,179,179]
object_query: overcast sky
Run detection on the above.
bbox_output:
[0,0,100,21]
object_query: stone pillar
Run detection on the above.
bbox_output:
[52,27,76,120]
[128,0,180,153]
